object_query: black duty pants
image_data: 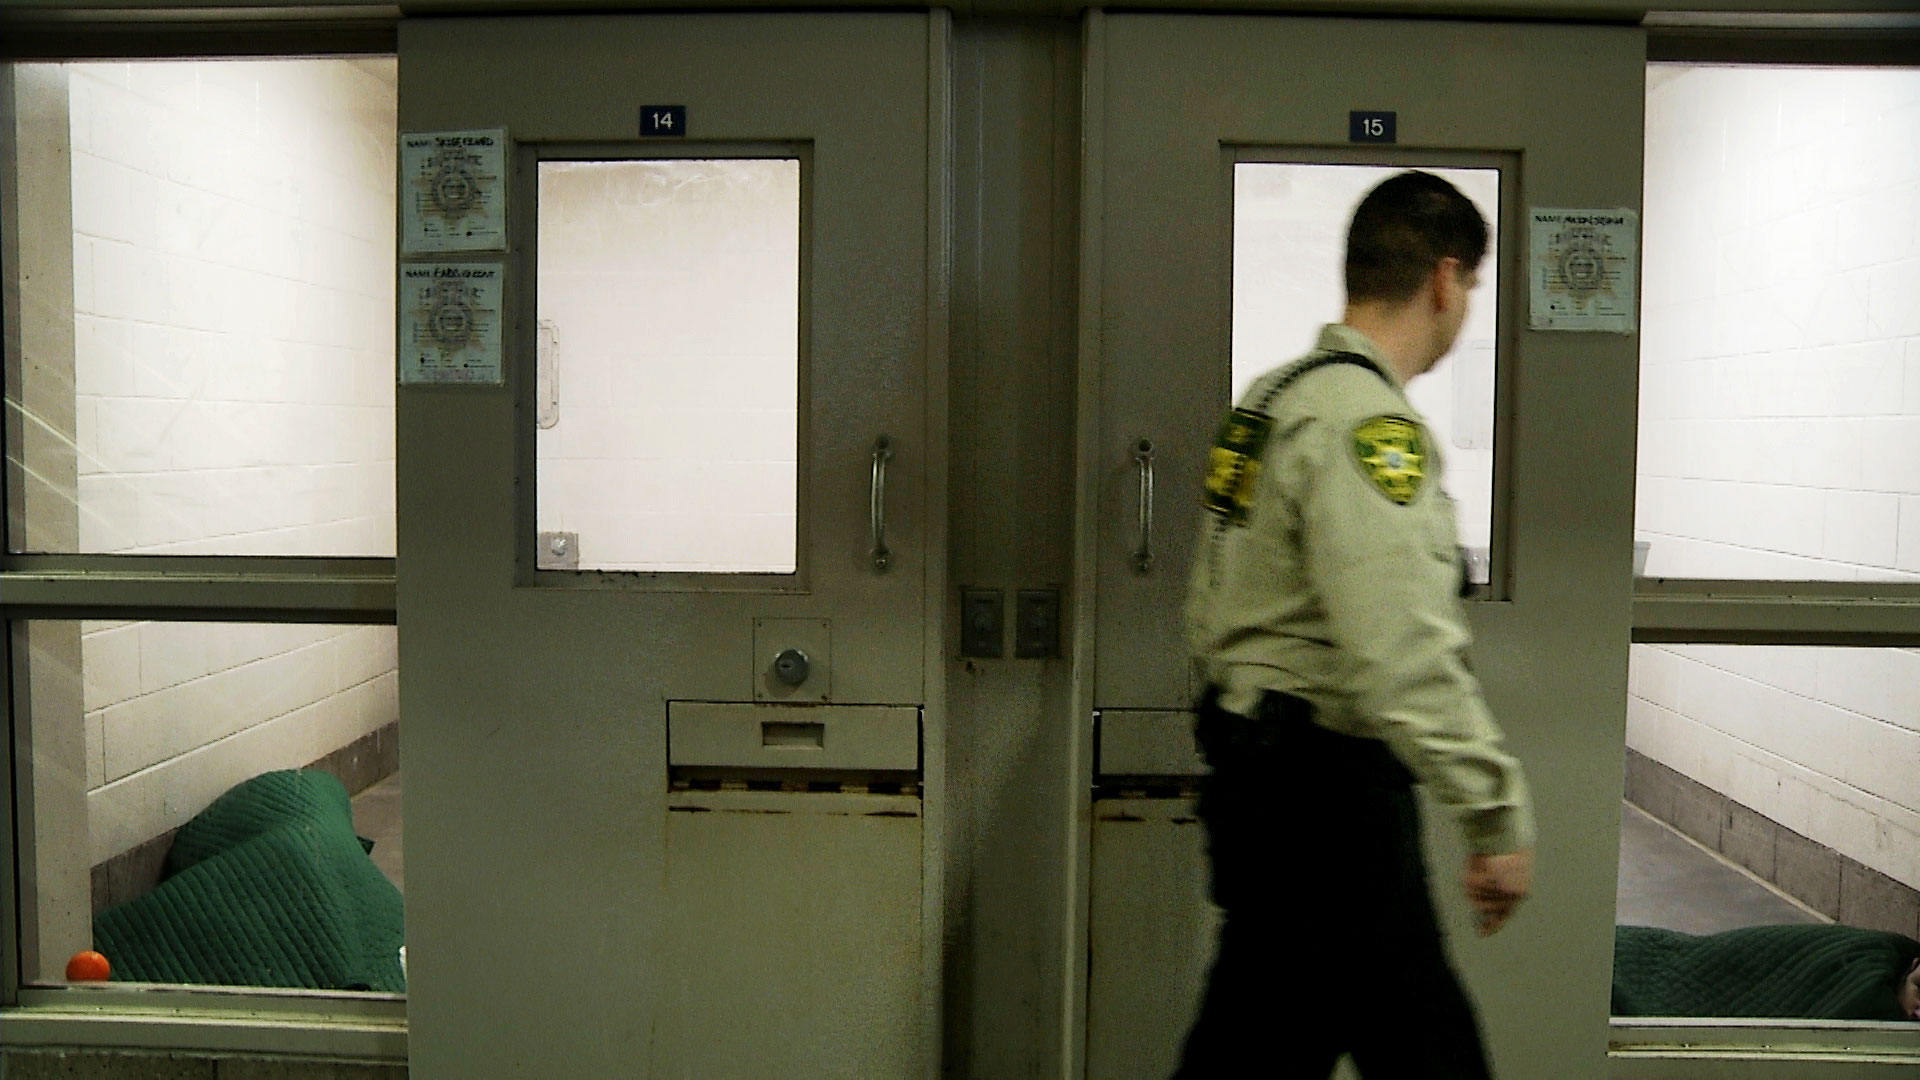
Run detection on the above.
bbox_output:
[1172,689,1494,1080]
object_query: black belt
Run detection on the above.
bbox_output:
[1196,685,1414,789]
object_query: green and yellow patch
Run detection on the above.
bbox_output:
[1350,415,1427,505]
[1202,407,1275,524]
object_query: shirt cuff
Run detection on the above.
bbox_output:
[1464,804,1537,855]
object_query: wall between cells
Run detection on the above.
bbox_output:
[1631,66,1920,894]
[56,58,401,866]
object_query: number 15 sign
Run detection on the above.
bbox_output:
[1350,111,1397,144]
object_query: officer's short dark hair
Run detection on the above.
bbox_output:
[1344,171,1489,304]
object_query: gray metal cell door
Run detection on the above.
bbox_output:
[396,15,947,1080]
[1083,14,1642,1080]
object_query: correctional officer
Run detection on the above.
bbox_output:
[1175,171,1535,1079]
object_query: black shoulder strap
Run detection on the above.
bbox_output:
[1201,350,1393,584]
[1243,350,1390,417]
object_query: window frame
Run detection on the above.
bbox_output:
[0,27,407,1062]
[1223,145,1519,600]
[1616,30,1920,1072]
[1629,37,1920,639]
[514,141,817,592]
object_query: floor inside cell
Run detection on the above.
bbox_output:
[1614,800,1821,935]
[352,771,405,894]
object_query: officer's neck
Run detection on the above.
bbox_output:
[1340,303,1438,387]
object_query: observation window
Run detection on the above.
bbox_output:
[534,158,801,575]
[1636,64,1920,583]
[13,619,402,995]
[1617,642,1919,1025]
[1232,162,1501,581]
[4,59,398,558]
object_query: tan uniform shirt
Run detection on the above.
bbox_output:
[1185,323,1535,855]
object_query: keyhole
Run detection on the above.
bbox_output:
[773,648,810,687]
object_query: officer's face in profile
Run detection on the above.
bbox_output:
[1901,957,1920,1021]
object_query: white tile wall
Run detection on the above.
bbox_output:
[1637,65,1920,583]
[67,58,396,559]
[1630,643,1920,890]
[1629,65,1920,893]
[53,58,402,863]
[83,622,398,861]
[535,158,802,573]
[88,668,398,866]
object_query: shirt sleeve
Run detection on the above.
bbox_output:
[1283,412,1536,855]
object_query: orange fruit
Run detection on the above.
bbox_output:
[65,950,111,982]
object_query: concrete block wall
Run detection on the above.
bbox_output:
[1637,65,1920,582]
[1628,66,1920,912]
[1625,749,1920,939]
[1232,163,1499,551]
[534,158,800,573]
[81,621,399,867]
[1628,644,1920,896]
[66,59,396,557]
[14,60,405,880]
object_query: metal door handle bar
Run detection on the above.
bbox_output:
[871,436,893,573]
[1133,437,1154,574]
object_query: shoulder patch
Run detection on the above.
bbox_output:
[1349,415,1428,505]
[1202,407,1275,524]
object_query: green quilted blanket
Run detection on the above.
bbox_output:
[93,769,406,993]
[1613,924,1919,1022]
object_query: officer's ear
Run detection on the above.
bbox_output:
[1430,256,1467,313]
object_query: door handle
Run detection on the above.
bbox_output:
[1132,437,1154,574]
[871,435,893,573]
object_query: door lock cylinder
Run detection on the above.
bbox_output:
[772,648,811,687]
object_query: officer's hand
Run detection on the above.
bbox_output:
[1463,849,1533,937]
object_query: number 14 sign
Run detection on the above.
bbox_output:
[641,105,687,137]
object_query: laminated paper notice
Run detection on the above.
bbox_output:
[401,129,507,253]
[401,263,503,385]
[1528,208,1638,333]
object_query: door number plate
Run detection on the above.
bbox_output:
[641,105,687,137]
[1350,111,1397,143]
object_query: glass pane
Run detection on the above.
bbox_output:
[3,59,397,556]
[1617,643,1920,1022]
[1233,163,1500,580]
[1637,64,1920,582]
[14,619,403,993]
[536,158,800,574]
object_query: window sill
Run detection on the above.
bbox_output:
[2,985,405,1061]
[1611,1017,1920,1071]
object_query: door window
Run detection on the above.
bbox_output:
[534,158,801,574]
[1233,162,1501,578]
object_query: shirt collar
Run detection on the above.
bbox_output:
[1315,323,1404,392]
